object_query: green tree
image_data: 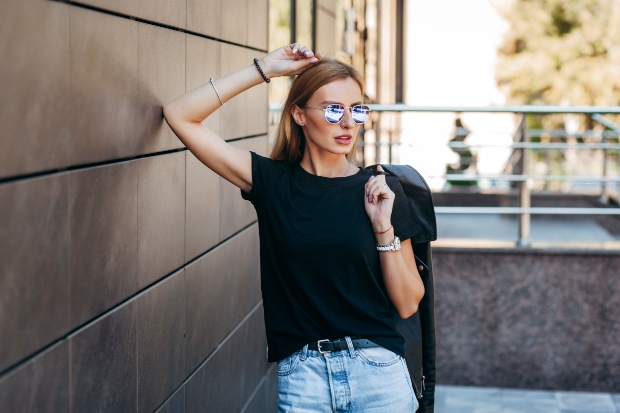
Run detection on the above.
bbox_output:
[496,0,620,110]
[496,0,620,191]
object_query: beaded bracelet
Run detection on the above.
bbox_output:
[253,58,270,83]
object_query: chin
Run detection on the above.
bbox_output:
[331,147,352,156]
[331,141,355,151]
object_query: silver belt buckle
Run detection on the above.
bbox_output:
[317,339,330,354]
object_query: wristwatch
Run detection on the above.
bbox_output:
[377,236,401,252]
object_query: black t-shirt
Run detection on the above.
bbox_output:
[241,151,421,362]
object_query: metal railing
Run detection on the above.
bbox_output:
[362,104,620,246]
[364,104,620,114]
[267,103,620,247]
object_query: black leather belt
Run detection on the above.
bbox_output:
[307,338,379,354]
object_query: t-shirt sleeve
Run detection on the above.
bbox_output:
[240,151,287,203]
[387,176,422,242]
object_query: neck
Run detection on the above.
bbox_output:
[299,150,353,178]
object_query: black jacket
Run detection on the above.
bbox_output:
[367,164,437,413]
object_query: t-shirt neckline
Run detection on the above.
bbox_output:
[293,162,367,186]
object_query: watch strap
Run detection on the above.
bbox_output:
[377,236,400,252]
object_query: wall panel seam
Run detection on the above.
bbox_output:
[135,141,140,413]
[0,221,259,379]
[67,4,74,369]
[240,364,277,413]
[48,0,267,53]
[226,134,269,143]
[69,340,73,413]
[152,300,265,413]
[67,172,72,359]
[1,132,269,185]
[0,148,185,185]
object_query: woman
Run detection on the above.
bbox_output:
[164,43,424,412]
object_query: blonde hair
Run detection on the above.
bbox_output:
[270,58,364,163]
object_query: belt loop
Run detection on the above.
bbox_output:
[300,344,309,360]
[345,336,356,358]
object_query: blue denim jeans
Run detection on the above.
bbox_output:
[277,336,419,412]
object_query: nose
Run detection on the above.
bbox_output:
[340,107,355,129]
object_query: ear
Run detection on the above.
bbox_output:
[291,105,306,126]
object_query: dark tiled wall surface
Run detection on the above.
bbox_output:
[0,0,275,411]
[433,248,620,392]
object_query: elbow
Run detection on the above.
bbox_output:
[162,103,184,133]
[397,302,419,320]
[162,103,175,124]
[163,98,186,123]
[163,102,199,131]
[397,288,425,319]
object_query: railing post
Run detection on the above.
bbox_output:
[592,113,620,203]
[601,133,609,203]
[518,114,531,246]
[596,113,609,203]
[375,112,382,165]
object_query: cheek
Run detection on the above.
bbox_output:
[305,117,332,141]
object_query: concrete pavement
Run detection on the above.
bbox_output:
[435,385,620,413]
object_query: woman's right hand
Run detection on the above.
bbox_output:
[259,43,321,78]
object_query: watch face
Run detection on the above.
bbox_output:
[395,237,401,250]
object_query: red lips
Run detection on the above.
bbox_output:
[334,134,353,145]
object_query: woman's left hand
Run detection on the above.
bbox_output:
[260,43,321,78]
[364,165,394,233]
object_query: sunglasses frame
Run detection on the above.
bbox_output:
[304,104,371,124]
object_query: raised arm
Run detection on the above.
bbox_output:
[163,43,320,193]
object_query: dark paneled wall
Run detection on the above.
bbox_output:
[433,248,620,392]
[0,0,275,411]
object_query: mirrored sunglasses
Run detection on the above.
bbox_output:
[306,104,371,124]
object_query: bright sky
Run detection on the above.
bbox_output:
[399,0,515,190]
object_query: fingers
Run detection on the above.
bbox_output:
[289,43,301,54]
[365,175,392,204]
[289,52,320,74]
[268,43,319,77]
[288,43,319,60]
[300,46,316,58]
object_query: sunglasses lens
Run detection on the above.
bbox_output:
[325,104,345,123]
[352,105,370,123]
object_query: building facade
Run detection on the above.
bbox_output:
[0,0,273,411]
